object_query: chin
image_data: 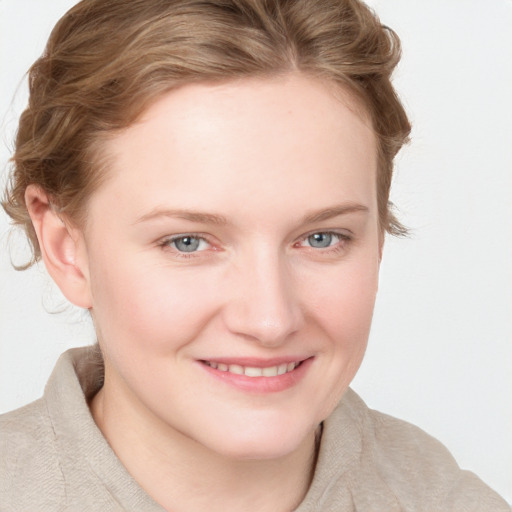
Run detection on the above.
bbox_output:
[197,418,317,461]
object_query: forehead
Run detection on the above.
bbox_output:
[89,73,377,224]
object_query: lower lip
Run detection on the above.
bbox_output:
[199,358,313,393]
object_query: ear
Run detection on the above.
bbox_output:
[25,185,92,309]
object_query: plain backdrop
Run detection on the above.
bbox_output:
[1,0,511,503]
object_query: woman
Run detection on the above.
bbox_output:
[1,0,510,510]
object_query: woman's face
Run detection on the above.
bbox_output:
[81,74,381,459]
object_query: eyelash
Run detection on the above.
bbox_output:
[158,230,353,259]
[295,231,352,254]
[159,233,213,259]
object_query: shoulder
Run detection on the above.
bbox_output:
[0,397,56,466]
[325,390,511,511]
[0,398,66,509]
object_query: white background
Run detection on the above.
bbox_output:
[1,0,511,503]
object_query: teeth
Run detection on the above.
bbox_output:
[244,366,263,377]
[228,364,244,375]
[262,366,278,377]
[205,361,300,377]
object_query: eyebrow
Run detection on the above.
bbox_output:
[301,203,369,224]
[135,203,368,226]
[135,208,229,226]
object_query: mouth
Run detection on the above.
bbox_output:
[202,360,303,378]
[198,357,312,393]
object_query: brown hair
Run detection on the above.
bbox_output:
[2,0,411,268]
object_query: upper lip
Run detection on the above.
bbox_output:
[199,356,312,367]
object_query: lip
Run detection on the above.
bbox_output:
[198,356,314,393]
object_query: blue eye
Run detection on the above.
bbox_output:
[169,235,208,253]
[307,232,335,248]
[297,231,351,252]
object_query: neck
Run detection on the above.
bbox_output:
[90,382,318,512]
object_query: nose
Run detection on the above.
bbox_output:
[221,249,304,347]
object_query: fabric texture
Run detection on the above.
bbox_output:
[1,347,510,511]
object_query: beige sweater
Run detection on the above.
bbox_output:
[1,347,509,511]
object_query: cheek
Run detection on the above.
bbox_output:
[88,253,218,354]
[309,261,378,418]
[308,255,379,338]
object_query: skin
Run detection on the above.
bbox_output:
[27,73,382,511]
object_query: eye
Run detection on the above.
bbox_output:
[306,232,335,248]
[296,231,352,254]
[165,235,210,253]
[300,232,345,249]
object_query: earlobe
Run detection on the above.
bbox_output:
[25,185,92,309]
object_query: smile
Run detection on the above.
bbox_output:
[203,361,301,377]
[199,357,312,393]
